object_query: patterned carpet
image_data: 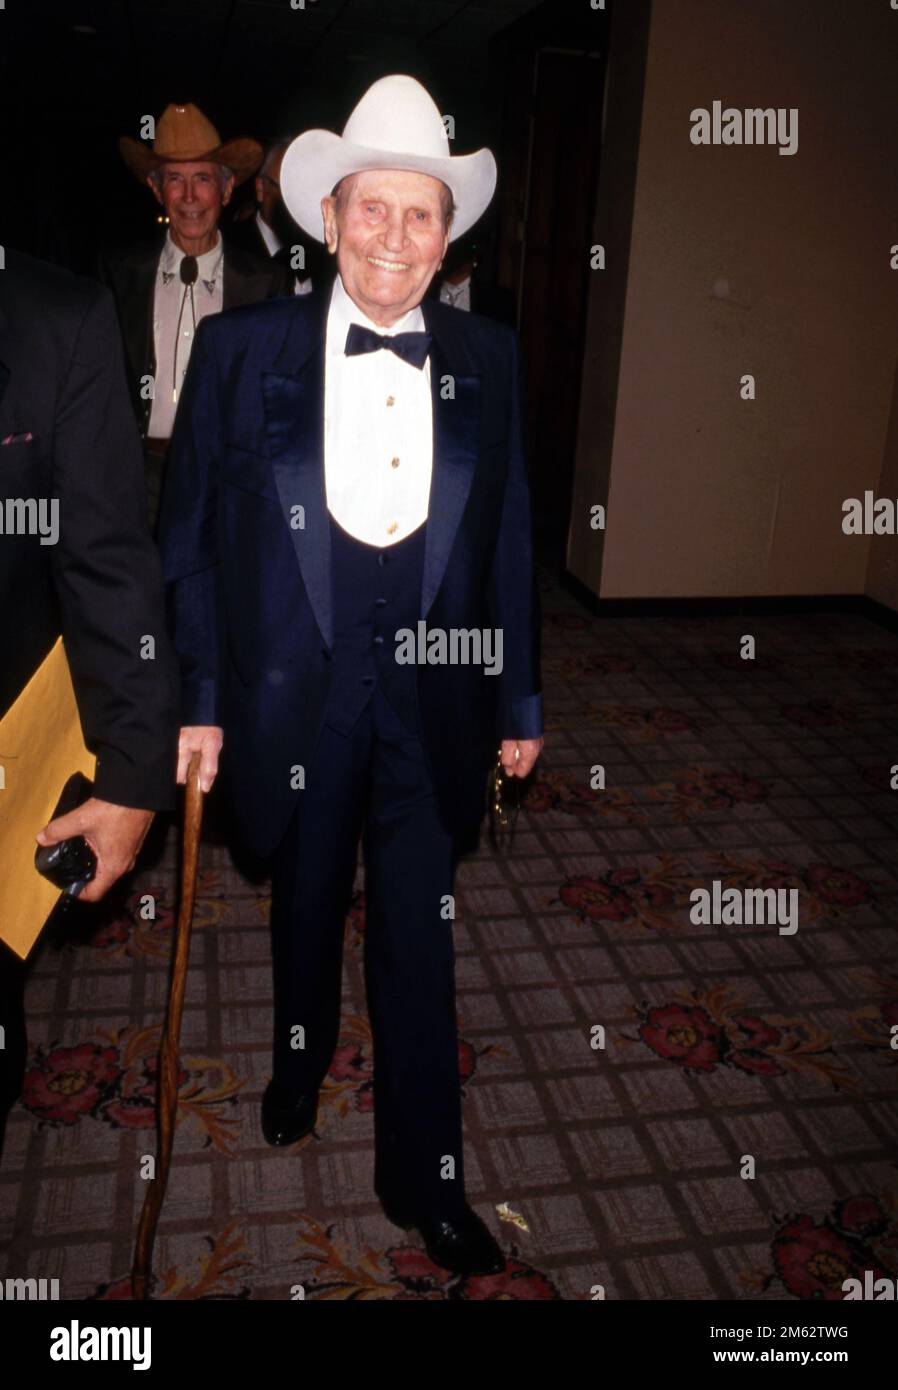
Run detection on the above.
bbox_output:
[2,570,897,1301]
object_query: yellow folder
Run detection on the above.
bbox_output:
[0,637,96,960]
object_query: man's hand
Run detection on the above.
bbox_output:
[178,726,224,793]
[35,799,154,904]
[500,737,544,779]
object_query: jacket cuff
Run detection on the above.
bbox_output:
[181,677,218,727]
[500,693,544,741]
[93,744,178,812]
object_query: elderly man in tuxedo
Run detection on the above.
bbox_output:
[160,75,543,1276]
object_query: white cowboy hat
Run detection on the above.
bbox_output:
[280,74,497,243]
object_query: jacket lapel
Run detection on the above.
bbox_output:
[259,290,481,650]
[123,240,160,387]
[420,300,480,619]
[261,293,333,649]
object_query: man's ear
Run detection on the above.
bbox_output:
[321,195,338,253]
[146,174,164,208]
[222,174,236,207]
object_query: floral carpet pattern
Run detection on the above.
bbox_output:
[2,575,897,1300]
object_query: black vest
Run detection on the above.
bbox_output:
[324,513,427,735]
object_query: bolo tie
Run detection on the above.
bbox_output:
[173,255,198,403]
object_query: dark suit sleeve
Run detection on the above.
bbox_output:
[51,283,180,809]
[487,330,543,740]
[157,318,222,725]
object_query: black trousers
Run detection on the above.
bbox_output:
[269,682,467,1220]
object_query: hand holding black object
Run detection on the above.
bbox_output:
[34,772,97,896]
[35,778,155,904]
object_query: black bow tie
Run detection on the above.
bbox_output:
[344,321,432,370]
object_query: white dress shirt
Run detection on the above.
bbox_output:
[255,209,281,258]
[324,274,433,547]
[439,273,471,312]
[148,230,224,439]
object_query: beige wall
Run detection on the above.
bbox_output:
[567,0,898,603]
[866,360,898,609]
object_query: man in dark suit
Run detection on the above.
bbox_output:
[0,250,180,1161]
[160,75,543,1276]
[225,137,322,294]
[432,231,517,327]
[99,103,293,529]
[227,139,292,263]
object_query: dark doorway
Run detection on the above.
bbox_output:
[492,7,610,571]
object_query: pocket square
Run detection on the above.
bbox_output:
[1,431,34,446]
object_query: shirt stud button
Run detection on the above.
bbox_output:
[386,395,395,406]
[390,456,400,469]
[386,521,398,535]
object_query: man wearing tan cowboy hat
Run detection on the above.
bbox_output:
[160,74,543,1276]
[99,103,293,529]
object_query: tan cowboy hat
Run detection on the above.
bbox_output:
[119,103,263,185]
[280,74,497,243]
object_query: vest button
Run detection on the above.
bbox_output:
[373,635,384,645]
[377,553,388,566]
[375,597,387,607]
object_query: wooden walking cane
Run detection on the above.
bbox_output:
[132,751,204,1300]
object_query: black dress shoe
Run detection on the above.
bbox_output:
[381,1199,505,1277]
[261,1080,317,1146]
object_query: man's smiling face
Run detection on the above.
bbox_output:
[148,161,232,256]
[321,168,452,328]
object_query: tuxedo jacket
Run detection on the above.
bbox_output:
[0,251,179,809]
[225,212,334,297]
[97,233,294,436]
[159,287,543,858]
